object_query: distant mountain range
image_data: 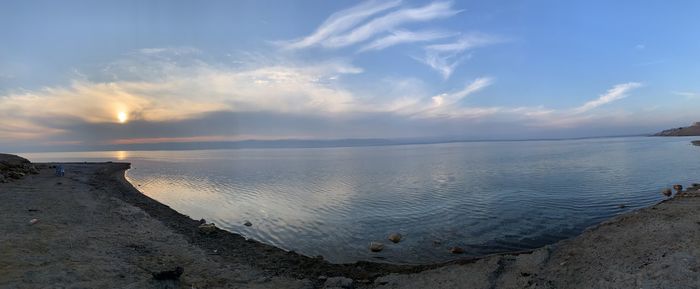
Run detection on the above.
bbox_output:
[654,122,700,136]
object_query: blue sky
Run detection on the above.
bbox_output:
[1,0,699,150]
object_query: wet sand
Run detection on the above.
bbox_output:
[1,159,699,288]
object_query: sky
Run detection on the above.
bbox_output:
[1,0,699,151]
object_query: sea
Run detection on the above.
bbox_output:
[22,136,700,264]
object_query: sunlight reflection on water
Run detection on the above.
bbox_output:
[22,137,700,264]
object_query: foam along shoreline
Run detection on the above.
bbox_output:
[1,159,699,288]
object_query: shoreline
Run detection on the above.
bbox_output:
[2,160,699,288]
[106,162,444,279]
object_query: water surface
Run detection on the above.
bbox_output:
[23,137,700,264]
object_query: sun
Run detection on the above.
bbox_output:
[117,111,128,123]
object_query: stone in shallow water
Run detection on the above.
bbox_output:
[244,221,252,227]
[673,184,683,192]
[387,233,402,243]
[450,246,465,254]
[662,188,672,197]
[369,242,384,252]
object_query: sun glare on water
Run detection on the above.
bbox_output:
[117,112,128,123]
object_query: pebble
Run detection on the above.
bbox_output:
[450,246,465,254]
[662,188,672,197]
[369,242,384,252]
[244,221,252,227]
[388,233,402,243]
[198,223,217,234]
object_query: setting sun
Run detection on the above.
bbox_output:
[117,111,128,123]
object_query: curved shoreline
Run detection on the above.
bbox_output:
[107,162,530,278]
[3,160,700,288]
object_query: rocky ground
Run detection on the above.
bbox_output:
[1,155,699,288]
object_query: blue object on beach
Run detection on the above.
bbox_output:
[55,165,65,177]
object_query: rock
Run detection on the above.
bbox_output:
[450,246,465,254]
[617,204,626,209]
[387,233,402,243]
[318,275,328,281]
[662,188,672,197]
[7,171,25,179]
[244,221,252,227]
[323,276,353,289]
[0,174,6,183]
[691,183,700,188]
[199,218,206,224]
[28,166,39,175]
[152,266,184,280]
[369,242,384,252]
[198,223,217,234]
[29,218,39,225]
[673,184,683,192]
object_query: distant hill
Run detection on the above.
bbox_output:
[654,122,700,136]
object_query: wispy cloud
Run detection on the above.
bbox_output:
[672,91,698,99]
[280,0,402,50]
[323,1,460,48]
[417,33,505,79]
[359,29,456,52]
[277,1,503,80]
[279,1,462,50]
[573,82,642,113]
[389,77,495,118]
[430,77,493,107]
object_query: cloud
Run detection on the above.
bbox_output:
[429,77,493,107]
[280,0,402,50]
[323,1,460,48]
[416,33,505,79]
[572,82,642,113]
[359,29,456,52]
[672,91,698,99]
[0,49,649,148]
[390,77,495,118]
[279,0,462,51]
[277,1,503,80]
[0,53,371,143]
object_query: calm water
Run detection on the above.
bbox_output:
[23,137,700,264]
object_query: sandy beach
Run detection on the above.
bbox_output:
[2,157,700,288]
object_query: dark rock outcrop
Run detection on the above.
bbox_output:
[0,154,38,182]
